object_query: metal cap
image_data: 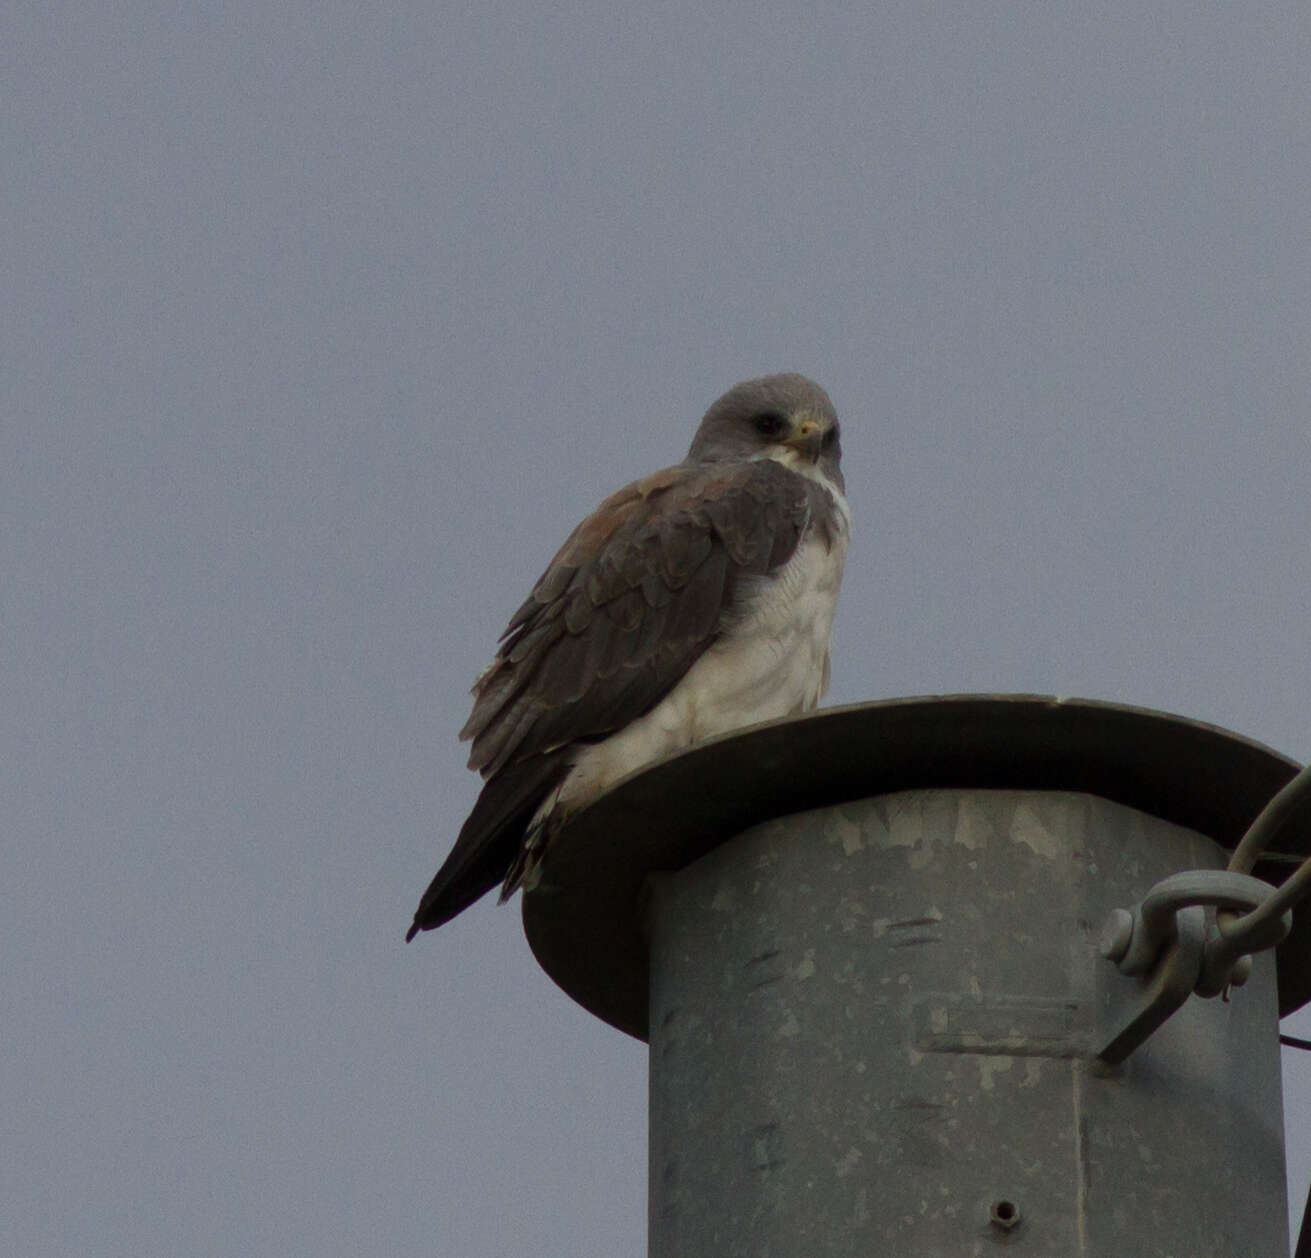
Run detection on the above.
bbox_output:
[521,695,1311,1039]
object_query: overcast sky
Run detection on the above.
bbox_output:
[5,3,1311,1254]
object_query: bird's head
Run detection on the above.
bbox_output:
[687,373,843,491]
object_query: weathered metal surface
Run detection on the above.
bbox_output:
[522,696,1311,1038]
[646,789,1288,1257]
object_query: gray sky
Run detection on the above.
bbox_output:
[5,2,1310,1254]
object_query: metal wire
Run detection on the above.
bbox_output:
[1216,761,1311,969]
[1227,760,1311,875]
[1218,856,1311,944]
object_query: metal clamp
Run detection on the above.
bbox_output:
[1094,870,1293,1065]
[1095,903,1207,1066]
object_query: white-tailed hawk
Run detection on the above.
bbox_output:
[407,373,850,938]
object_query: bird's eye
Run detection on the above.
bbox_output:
[753,412,788,439]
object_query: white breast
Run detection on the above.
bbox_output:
[546,477,851,818]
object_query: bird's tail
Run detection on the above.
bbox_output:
[406,751,571,940]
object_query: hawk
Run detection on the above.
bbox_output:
[407,373,849,939]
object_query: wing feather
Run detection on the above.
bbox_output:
[462,458,822,777]
[405,749,572,938]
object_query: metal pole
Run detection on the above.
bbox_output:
[523,697,1311,1256]
[646,789,1286,1257]
[1298,1175,1311,1258]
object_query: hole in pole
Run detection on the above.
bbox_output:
[989,1199,1021,1230]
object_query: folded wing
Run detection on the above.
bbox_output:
[407,457,823,936]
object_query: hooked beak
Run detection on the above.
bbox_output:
[784,415,825,462]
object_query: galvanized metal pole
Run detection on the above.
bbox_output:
[646,789,1285,1256]
[523,697,1311,1257]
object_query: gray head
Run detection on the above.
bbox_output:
[686,373,843,492]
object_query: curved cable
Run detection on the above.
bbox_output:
[1227,760,1311,875]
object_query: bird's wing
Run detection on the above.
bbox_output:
[461,456,827,777]
[406,458,830,937]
